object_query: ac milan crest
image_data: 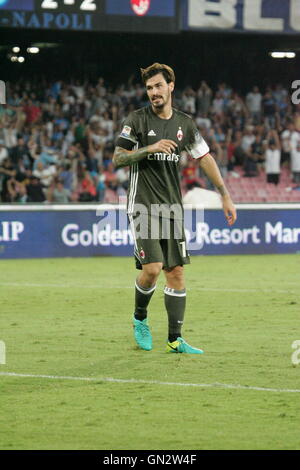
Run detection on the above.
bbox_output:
[140,248,145,259]
[131,0,150,16]
[177,127,183,141]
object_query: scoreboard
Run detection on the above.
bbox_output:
[0,0,178,33]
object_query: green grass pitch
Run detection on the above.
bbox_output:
[1,254,300,450]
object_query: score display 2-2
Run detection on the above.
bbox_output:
[0,0,100,30]
[0,0,178,32]
[40,0,97,11]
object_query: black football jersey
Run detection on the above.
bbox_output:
[115,106,209,219]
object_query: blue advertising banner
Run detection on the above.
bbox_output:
[183,0,300,34]
[0,205,299,259]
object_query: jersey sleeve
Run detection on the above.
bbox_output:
[115,113,138,150]
[185,119,210,159]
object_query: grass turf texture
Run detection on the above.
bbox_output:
[1,254,300,450]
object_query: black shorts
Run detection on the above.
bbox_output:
[128,213,190,270]
[281,151,290,164]
[267,173,280,185]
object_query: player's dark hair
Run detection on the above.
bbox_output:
[140,63,175,85]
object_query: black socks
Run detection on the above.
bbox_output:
[134,280,156,321]
[164,286,186,342]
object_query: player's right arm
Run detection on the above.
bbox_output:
[113,140,177,169]
[113,112,176,169]
[113,145,148,169]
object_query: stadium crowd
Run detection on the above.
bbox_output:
[0,76,300,203]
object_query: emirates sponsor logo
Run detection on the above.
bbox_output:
[147,152,180,162]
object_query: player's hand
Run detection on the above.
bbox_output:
[222,194,237,226]
[148,139,177,155]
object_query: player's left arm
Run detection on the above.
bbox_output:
[199,153,237,226]
[185,120,237,226]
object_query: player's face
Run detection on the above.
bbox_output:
[145,73,174,110]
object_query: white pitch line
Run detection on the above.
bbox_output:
[0,282,297,294]
[0,371,300,393]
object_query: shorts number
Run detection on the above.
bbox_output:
[180,241,186,258]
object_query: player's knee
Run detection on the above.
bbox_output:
[165,265,184,283]
[143,263,162,281]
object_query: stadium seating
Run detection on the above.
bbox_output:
[224,168,300,203]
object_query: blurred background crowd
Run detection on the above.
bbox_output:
[1,76,300,204]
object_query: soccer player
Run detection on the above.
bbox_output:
[113,63,236,354]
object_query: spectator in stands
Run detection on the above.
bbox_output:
[33,161,57,189]
[196,81,212,114]
[0,139,8,165]
[211,91,224,116]
[273,84,288,105]
[0,158,16,201]
[73,117,86,144]
[2,121,18,149]
[232,130,246,167]
[58,162,74,191]
[280,121,294,167]
[246,86,262,124]
[182,86,197,115]
[262,90,277,129]
[73,166,97,202]
[116,166,129,193]
[264,130,281,185]
[214,126,226,143]
[182,160,200,189]
[103,162,118,192]
[7,178,28,203]
[241,126,256,154]
[31,144,57,170]
[26,176,46,202]
[290,127,300,183]
[244,133,264,177]
[100,111,114,139]
[47,178,70,203]
[23,99,41,125]
[2,77,298,204]
[217,82,232,99]
[225,129,236,172]
[10,137,32,169]
[227,92,247,120]
[277,95,292,123]
[195,112,211,130]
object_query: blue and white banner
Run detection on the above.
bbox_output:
[184,0,300,34]
[0,204,300,259]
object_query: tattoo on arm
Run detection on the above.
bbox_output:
[113,146,149,169]
[217,184,229,197]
